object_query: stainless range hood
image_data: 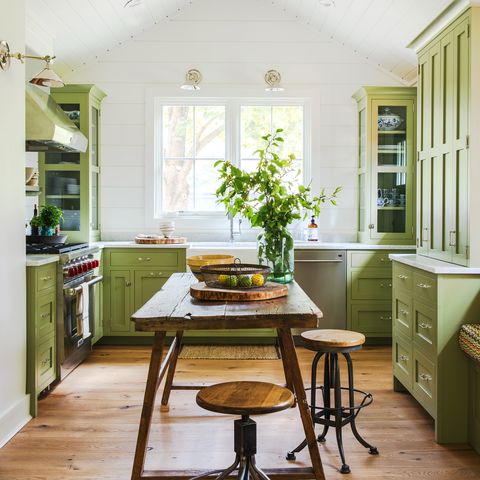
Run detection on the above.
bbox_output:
[25,84,88,153]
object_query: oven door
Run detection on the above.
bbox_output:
[62,275,103,378]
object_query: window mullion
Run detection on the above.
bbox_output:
[192,106,196,211]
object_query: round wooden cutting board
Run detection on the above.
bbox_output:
[190,282,288,302]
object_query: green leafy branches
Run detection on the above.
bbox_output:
[215,128,342,235]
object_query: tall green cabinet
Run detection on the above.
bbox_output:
[353,87,416,245]
[416,7,480,266]
[39,85,106,243]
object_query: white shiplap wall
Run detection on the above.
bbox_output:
[64,0,402,241]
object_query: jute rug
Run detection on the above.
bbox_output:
[178,345,280,360]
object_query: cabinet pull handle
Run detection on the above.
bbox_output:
[418,322,432,330]
[399,309,409,315]
[416,283,432,289]
[41,276,52,281]
[149,272,163,276]
[380,283,392,288]
[125,281,132,287]
[397,274,408,279]
[40,312,50,318]
[138,257,152,262]
[399,354,409,362]
[419,373,432,381]
[380,316,392,321]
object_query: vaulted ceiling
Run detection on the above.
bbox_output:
[26,0,454,84]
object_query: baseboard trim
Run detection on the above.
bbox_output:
[0,395,31,449]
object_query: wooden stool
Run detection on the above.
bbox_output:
[194,381,294,480]
[287,329,378,474]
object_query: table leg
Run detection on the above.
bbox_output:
[160,330,184,412]
[277,328,326,480]
[276,332,295,394]
[132,331,166,480]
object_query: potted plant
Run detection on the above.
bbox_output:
[38,204,63,236]
[215,129,341,283]
[29,215,42,236]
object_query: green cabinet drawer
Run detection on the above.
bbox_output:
[393,291,412,338]
[413,271,437,305]
[350,303,392,335]
[393,334,413,389]
[110,250,180,268]
[413,350,436,418]
[350,269,392,300]
[37,336,56,392]
[413,300,436,359]
[349,251,392,268]
[35,263,56,293]
[393,263,413,292]
[37,292,56,341]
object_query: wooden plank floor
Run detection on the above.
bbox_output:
[0,345,479,479]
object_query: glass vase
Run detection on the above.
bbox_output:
[257,230,294,284]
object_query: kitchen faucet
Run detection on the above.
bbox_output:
[229,213,242,242]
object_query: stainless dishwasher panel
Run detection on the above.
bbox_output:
[294,250,347,332]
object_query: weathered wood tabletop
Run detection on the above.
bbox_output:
[130,273,326,480]
[132,272,322,331]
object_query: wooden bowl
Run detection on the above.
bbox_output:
[187,254,235,281]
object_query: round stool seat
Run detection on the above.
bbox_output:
[196,381,294,416]
[301,329,365,351]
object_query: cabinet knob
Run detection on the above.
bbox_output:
[368,224,375,229]
[41,276,52,281]
[399,309,409,316]
[380,316,392,321]
[41,358,50,367]
[399,354,409,362]
[419,373,432,381]
[40,312,50,319]
[125,281,132,287]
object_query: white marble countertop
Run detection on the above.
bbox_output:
[96,241,190,249]
[389,254,480,274]
[26,254,59,267]
[189,241,415,250]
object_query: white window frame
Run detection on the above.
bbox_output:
[145,94,311,227]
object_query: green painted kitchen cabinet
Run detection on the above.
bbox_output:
[347,250,414,340]
[416,8,480,266]
[469,360,480,454]
[103,248,186,338]
[392,259,480,443]
[39,85,106,243]
[92,254,104,345]
[352,87,416,245]
[26,262,57,417]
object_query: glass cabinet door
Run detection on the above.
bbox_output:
[91,106,100,231]
[372,101,413,239]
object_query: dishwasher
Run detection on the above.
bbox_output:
[293,249,347,333]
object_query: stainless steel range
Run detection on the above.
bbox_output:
[27,242,103,380]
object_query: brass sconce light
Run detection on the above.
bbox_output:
[180,69,202,90]
[264,70,284,92]
[0,40,65,88]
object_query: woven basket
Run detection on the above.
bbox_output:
[459,324,480,362]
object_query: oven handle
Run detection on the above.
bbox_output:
[64,275,103,296]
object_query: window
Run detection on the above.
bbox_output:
[154,100,307,216]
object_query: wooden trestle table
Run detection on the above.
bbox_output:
[130,272,326,480]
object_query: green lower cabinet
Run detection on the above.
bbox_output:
[27,263,58,417]
[469,361,480,454]
[108,269,132,334]
[347,250,414,341]
[392,260,480,443]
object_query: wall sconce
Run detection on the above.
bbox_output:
[0,40,65,88]
[180,69,202,90]
[264,70,284,92]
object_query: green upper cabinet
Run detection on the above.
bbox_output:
[416,9,478,266]
[39,85,106,243]
[353,87,417,245]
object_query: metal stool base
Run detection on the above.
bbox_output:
[190,416,271,480]
[286,350,378,474]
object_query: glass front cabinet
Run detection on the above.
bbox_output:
[39,85,106,243]
[353,87,417,245]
